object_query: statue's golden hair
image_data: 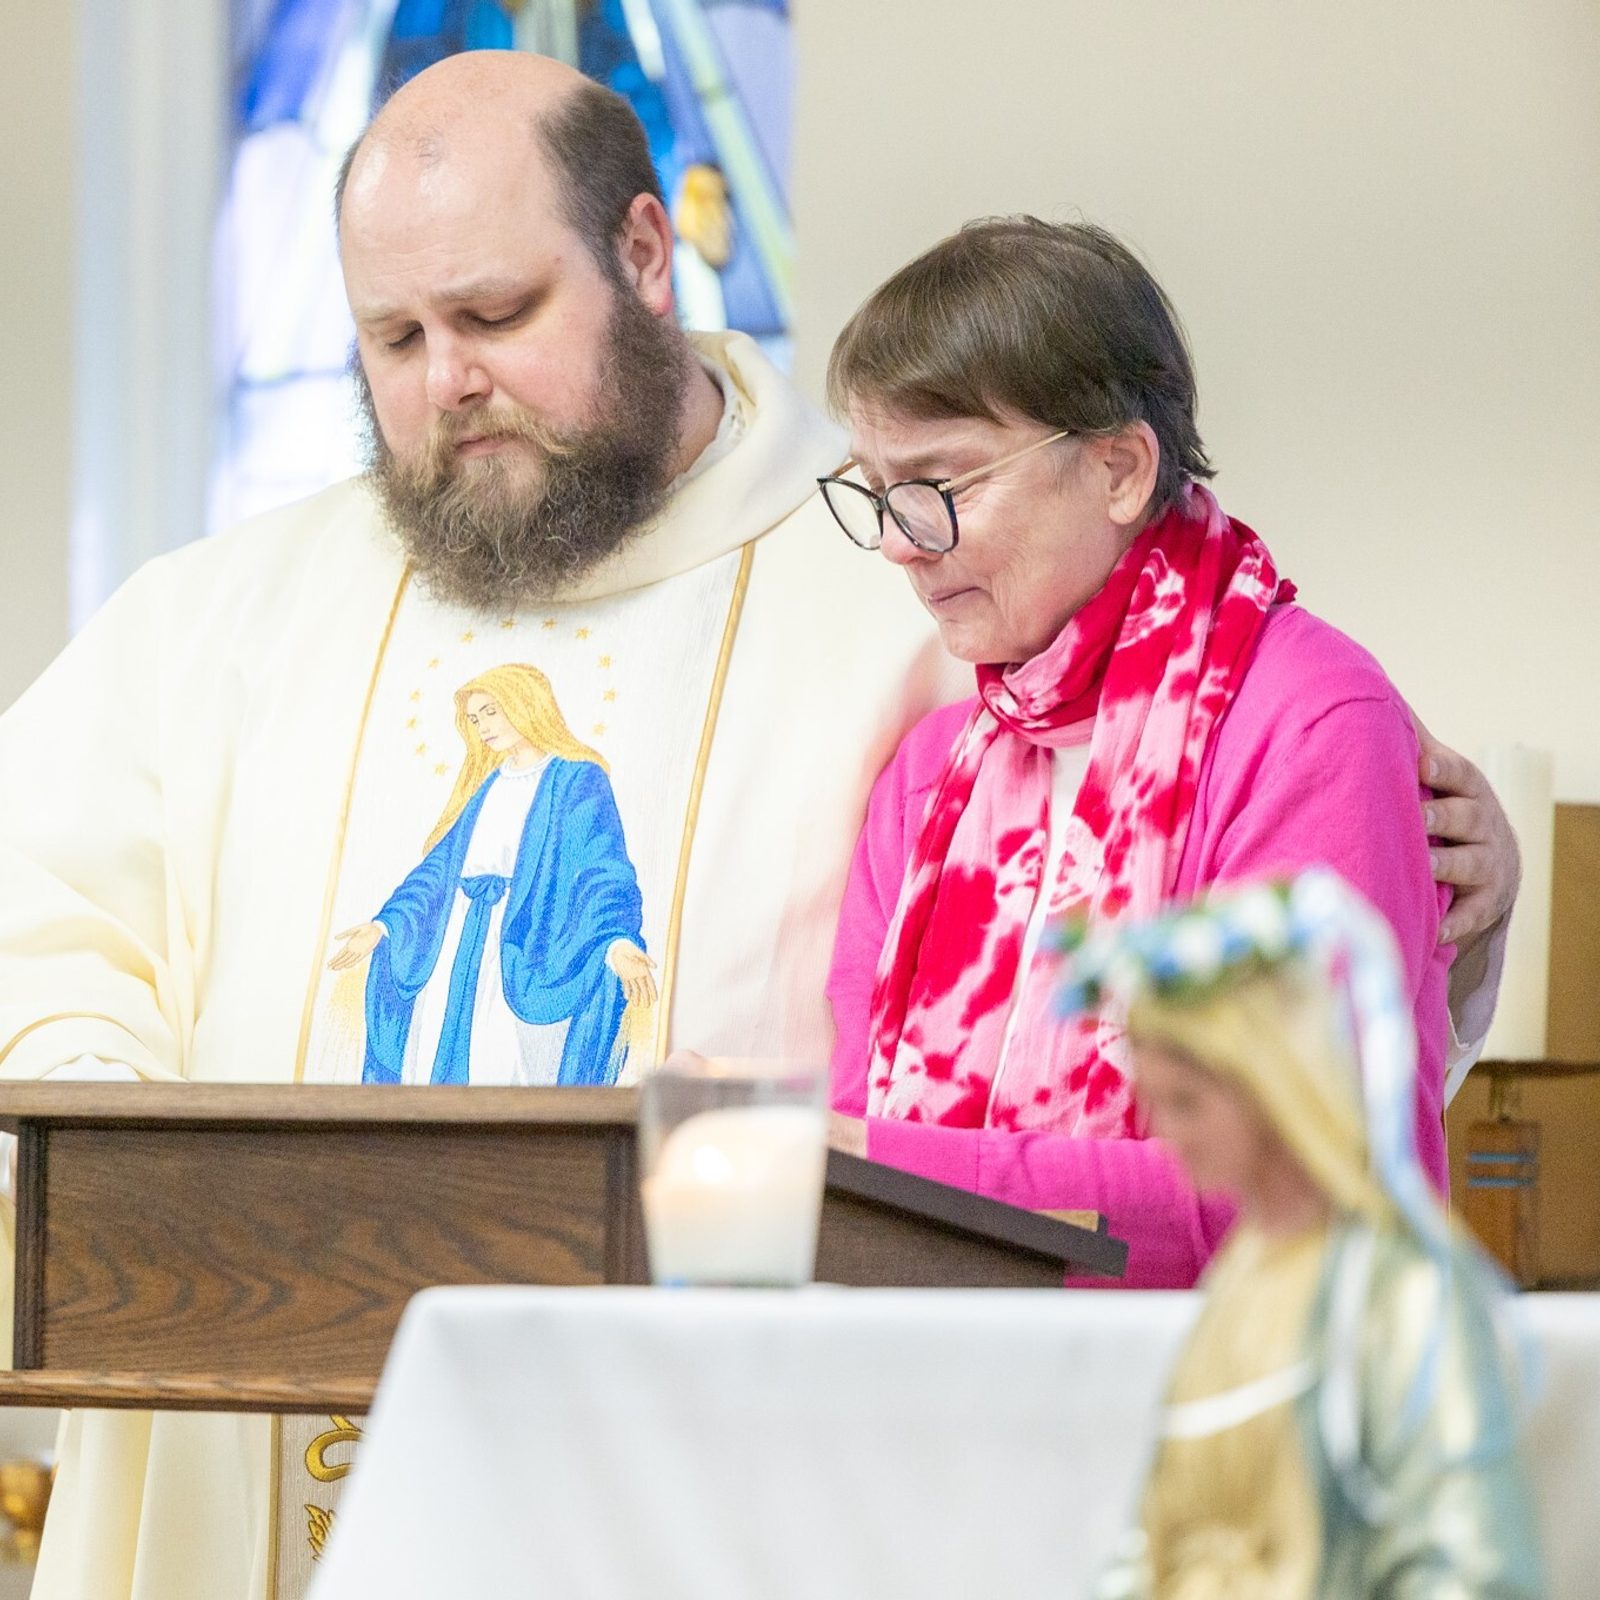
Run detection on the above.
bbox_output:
[1128,965,1392,1226]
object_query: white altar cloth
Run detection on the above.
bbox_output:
[307,1286,1600,1599]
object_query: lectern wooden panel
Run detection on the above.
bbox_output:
[0,1084,1124,1412]
[819,1146,1125,1287]
[27,1127,619,1370]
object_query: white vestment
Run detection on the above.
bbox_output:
[0,332,964,1600]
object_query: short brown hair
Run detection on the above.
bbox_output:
[827,218,1213,514]
[335,77,664,287]
[535,78,665,285]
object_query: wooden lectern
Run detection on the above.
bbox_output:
[0,1084,1125,1414]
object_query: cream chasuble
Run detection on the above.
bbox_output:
[0,332,965,1600]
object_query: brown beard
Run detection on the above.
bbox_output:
[357,288,692,609]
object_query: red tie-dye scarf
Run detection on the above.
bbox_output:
[865,484,1293,1135]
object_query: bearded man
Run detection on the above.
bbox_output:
[0,50,960,1600]
[0,48,1518,1600]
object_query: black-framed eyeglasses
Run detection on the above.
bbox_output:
[816,429,1072,554]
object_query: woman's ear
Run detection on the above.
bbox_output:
[1098,422,1161,528]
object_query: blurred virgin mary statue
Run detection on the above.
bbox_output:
[1058,871,1542,1600]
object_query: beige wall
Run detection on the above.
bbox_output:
[0,3,74,709]
[793,1,1600,800]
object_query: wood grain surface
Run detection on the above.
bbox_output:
[13,1124,44,1369]
[35,1124,635,1378]
[0,1369,376,1414]
[0,1082,639,1131]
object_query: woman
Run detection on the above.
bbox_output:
[821,219,1465,1285]
[330,663,656,1087]
[1063,872,1541,1598]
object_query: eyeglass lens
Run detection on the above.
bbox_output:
[821,481,884,549]
[884,482,955,552]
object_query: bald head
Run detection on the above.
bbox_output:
[368,46,584,142]
[336,50,664,285]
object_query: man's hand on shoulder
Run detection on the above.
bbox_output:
[1413,714,1522,947]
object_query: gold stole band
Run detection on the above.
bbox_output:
[272,1414,364,1597]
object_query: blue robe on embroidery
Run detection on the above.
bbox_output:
[362,760,644,1086]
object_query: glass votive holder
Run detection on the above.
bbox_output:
[638,1056,828,1287]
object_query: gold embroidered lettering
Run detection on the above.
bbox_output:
[305,1504,335,1561]
[305,1415,364,1484]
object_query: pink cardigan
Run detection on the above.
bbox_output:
[827,604,1451,1288]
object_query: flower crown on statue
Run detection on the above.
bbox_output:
[1052,878,1314,1017]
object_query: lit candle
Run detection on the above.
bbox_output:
[641,1104,827,1286]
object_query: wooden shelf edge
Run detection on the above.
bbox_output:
[0,1371,376,1414]
[1476,1060,1600,1078]
[0,1082,640,1132]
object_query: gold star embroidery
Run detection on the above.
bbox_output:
[409,689,421,703]
[542,618,557,630]
[592,723,607,737]
[499,617,515,630]
[597,655,612,669]
[603,689,617,703]
[434,762,448,776]
[460,630,476,645]
[405,716,418,730]
[575,627,591,641]
[414,742,427,756]
[426,657,441,670]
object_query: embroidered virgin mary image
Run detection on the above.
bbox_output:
[329,663,656,1087]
